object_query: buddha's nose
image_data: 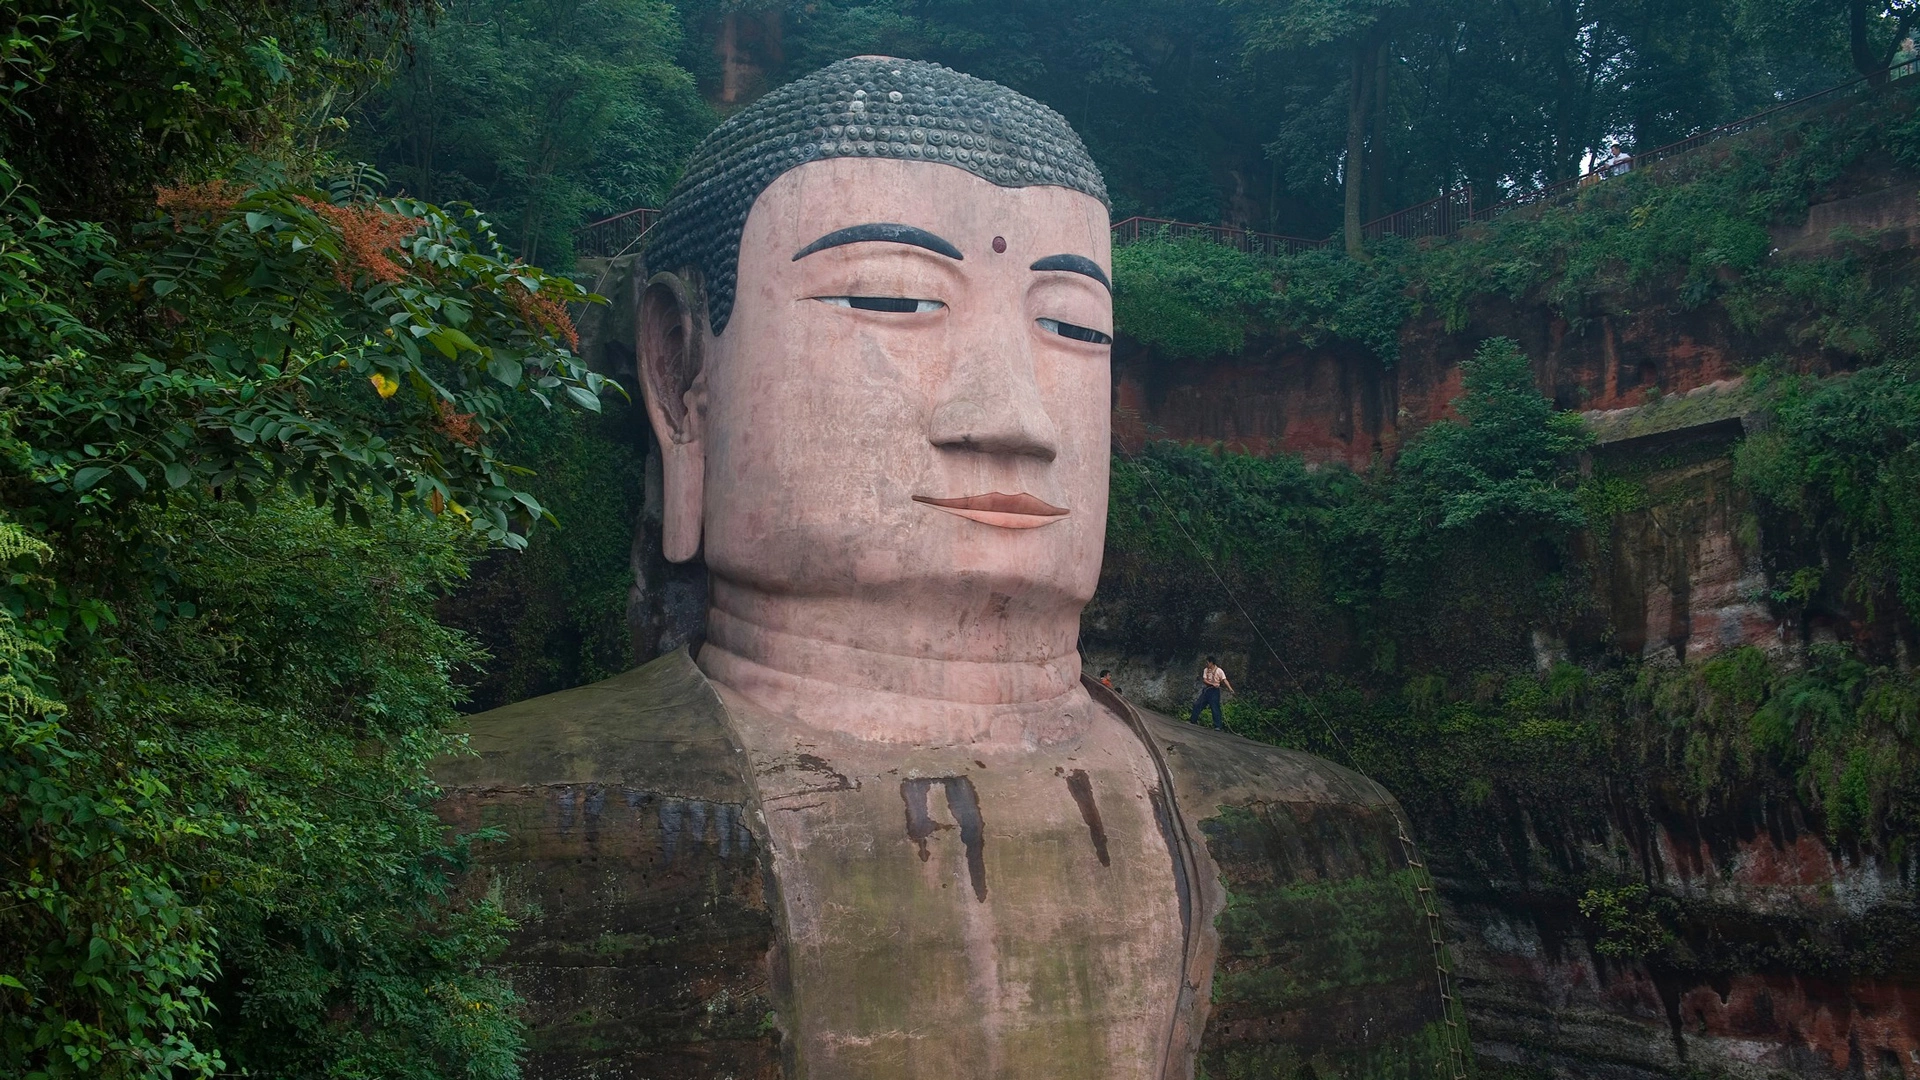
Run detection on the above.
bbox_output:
[929,329,1060,462]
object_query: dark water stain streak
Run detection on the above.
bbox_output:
[901,776,989,902]
[1064,769,1111,866]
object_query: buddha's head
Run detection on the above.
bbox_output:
[638,57,1112,641]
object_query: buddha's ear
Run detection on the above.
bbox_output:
[638,271,708,563]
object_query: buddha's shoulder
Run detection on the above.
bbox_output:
[434,647,748,801]
[1126,702,1394,815]
[1119,712,1446,1075]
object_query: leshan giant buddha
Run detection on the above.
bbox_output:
[436,56,1459,1080]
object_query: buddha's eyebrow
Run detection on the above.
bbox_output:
[1030,253,1110,291]
[792,223,964,262]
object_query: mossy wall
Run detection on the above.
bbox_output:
[1197,802,1462,1080]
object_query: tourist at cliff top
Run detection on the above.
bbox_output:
[1189,656,1235,730]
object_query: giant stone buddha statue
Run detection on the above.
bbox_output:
[436,56,1458,1080]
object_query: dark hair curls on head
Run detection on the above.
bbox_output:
[645,55,1108,336]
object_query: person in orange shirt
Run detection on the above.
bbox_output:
[1187,656,1234,731]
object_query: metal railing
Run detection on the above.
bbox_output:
[575,206,660,259]
[1109,215,1327,256]
[1362,186,1474,243]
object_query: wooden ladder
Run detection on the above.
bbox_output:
[1392,820,1471,1080]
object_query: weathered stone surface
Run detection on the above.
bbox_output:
[1142,711,1462,1079]
[440,652,1451,1079]
[1446,793,1920,1078]
[1579,404,1779,664]
[717,677,1188,1080]
[437,651,786,1080]
[1770,163,1920,262]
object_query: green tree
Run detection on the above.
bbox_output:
[356,0,712,264]
[1384,337,1593,545]
[0,1,411,222]
[1355,336,1592,663]
[1741,0,1919,81]
[0,2,612,1075]
[1737,359,1920,624]
[1227,0,1412,254]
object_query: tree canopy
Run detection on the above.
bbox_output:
[335,0,1914,250]
[0,2,609,1074]
[548,0,1881,244]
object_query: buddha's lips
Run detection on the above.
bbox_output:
[913,492,1069,529]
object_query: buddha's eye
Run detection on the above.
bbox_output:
[1037,317,1112,345]
[815,296,944,313]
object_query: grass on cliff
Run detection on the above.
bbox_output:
[1113,79,1920,366]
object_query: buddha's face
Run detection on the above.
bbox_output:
[643,156,1112,622]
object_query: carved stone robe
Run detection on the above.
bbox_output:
[434,649,1453,1079]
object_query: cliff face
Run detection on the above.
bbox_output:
[1445,786,1918,1078]
[1096,387,1920,1079]
[1112,162,1920,469]
[1113,292,1756,470]
[1093,171,1920,1078]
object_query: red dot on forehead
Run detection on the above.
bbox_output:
[991,235,1007,253]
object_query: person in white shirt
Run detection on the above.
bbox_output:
[1187,656,1235,730]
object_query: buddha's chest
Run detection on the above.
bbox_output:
[743,734,1187,1080]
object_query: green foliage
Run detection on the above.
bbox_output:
[1598,644,1920,853]
[0,519,228,1078]
[1116,84,1920,373]
[1112,236,1276,358]
[440,393,649,711]
[2,501,524,1079]
[0,0,614,1073]
[1737,360,1920,623]
[0,162,609,549]
[146,500,521,1078]
[1419,88,1910,336]
[1382,338,1591,543]
[354,0,712,265]
[1577,885,1678,960]
[1100,337,1588,675]
[1225,0,1409,52]
[1111,236,1413,363]
[1575,476,1649,528]
[0,1,411,222]
[1268,244,1412,363]
[746,0,1854,234]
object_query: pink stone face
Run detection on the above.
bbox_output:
[682,157,1111,615]
[633,154,1189,1076]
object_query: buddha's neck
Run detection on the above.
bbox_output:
[696,578,1093,747]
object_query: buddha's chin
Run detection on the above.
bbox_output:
[710,562,1096,615]
[706,533,1101,605]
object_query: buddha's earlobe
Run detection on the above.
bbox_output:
[638,272,707,563]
